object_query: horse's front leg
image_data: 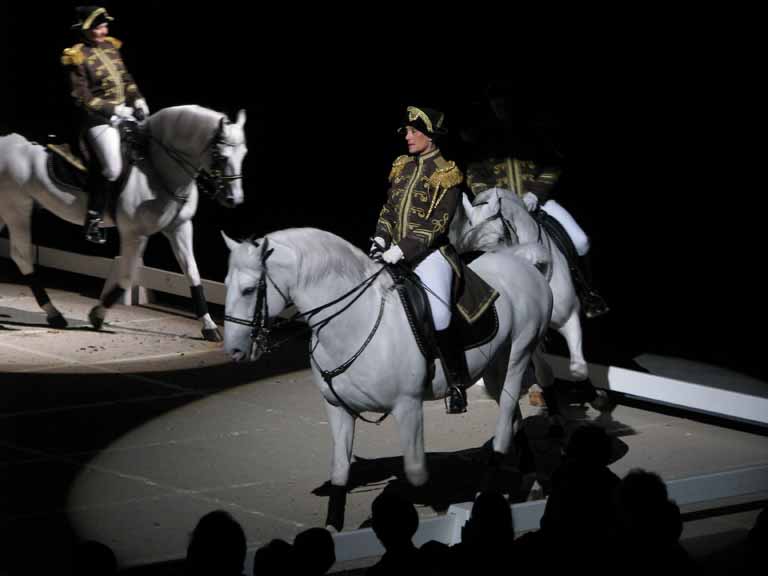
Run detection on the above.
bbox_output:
[324,402,356,532]
[89,233,147,329]
[493,351,528,456]
[392,397,428,487]
[162,220,221,342]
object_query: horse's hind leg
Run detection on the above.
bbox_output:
[3,201,67,327]
[324,402,356,532]
[162,221,221,342]
[557,311,588,380]
[89,232,147,329]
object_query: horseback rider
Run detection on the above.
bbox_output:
[466,157,610,319]
[61,6,149,244]
[371,106,472,414]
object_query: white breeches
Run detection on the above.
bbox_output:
[541,199,590,256]
[87,125,122,181]
[414,249,453,331]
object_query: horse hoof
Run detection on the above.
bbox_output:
[88,307,104,330]
[202,327,223,342]
[590,390,617,413]
[47,314,68,329]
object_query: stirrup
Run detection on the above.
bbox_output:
[447,385,467,414]
[84,218,106,245]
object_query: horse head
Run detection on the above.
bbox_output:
[197,110,248,208]
[456,188,520,253]
[222,232,291,363]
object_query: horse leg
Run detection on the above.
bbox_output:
[162,221,221,342]
[493,350,529,456]
[89,233,147,329]
[324,402,356,532]
[557,311,588,380]
[392,397,428,487]
[3,202,67,327]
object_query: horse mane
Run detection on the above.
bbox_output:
[267,228,371,288]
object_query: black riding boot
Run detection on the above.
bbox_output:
[436,324,470,414]
[573,253,609,319]
[84,172,108,244]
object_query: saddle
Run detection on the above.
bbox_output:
[388,261,499,363]
[45,121,146,214]
[531,209,592,296]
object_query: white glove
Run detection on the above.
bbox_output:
[114,104,134,118]
[522,192,539,211]
[134,99,150,116]
[382,244,404,264]
[369,236,386,258]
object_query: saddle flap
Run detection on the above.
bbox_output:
[389,265,500,358]
[46,146,88,192]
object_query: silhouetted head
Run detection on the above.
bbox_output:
[566,424,612,467]
[72,540,117,576]
[371,489,419,548]
[253,538,294,574]
[294,527,335,575]
[186,510,246,576]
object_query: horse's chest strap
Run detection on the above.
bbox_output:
[312,295,389,425]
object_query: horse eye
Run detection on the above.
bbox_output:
[242,286,257,296]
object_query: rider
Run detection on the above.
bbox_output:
[61,6,149,244]
[371,106,471,414]
[466,157,610,319]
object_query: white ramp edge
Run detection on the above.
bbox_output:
[324,464,768,567]
[542,353,768,427]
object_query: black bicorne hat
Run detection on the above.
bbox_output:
[71,6,114,31]
[398,106,448,138]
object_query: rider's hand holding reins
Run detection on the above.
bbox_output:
[381,244,404,264]
[369,236,386,259]
[110,104,135,127]
[134,99,149,122]
[522,192,539,211]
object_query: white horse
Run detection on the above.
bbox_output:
[452,187,588,382]
[222,227,552,530]
[0,105,247,340]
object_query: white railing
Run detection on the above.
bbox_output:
[0,238,225,305]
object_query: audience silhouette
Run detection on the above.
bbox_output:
[186,509,247,576]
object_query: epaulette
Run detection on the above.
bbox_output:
[61,44,85,66]
[388,155,413,181]
[105,36,123,49]
[428,158,463,190]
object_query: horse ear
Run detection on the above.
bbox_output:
[461,193,474,217]
[236,109,247,127]
[221,231,240,252]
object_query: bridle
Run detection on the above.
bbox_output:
[224,238,390,424]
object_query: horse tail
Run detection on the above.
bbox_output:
[508,242,551,277]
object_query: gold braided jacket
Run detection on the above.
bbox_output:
[61,37,143,126]
[376,148,463,264]
[466,157,561,203]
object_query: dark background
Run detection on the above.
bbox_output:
[2,3,764,381]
